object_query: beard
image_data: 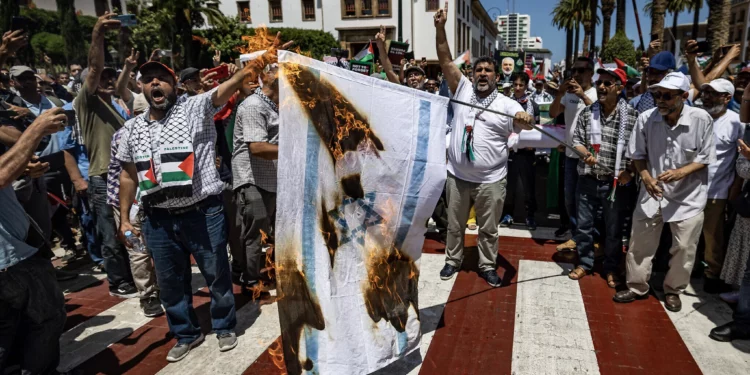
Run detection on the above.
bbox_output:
[502,69,513,76]
[146,87,177,111]
[700,103,725,115]
[473,78,496,93]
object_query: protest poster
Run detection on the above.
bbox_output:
[387,40,409,65]
[350,60,372,75]
[495,50,526,74]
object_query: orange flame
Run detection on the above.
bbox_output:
[268,337,286,370]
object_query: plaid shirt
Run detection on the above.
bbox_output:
[572,102,638,176]
[231,89,279,192]
[116,88,224,208]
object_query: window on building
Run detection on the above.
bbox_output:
[343,0,356,17]
[362,0,373,16]
[457,21,462,51]
[427,0,439,11]
[302,0,315,20]
[458,0,462,16]
[378,0,391,16]
[237,1,251,23]
[742,10,747,24]
[269,0,282,22]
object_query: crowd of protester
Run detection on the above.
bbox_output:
[2,4,750,372]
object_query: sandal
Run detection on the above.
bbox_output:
[568,266,589,280]
[606,273,621,288]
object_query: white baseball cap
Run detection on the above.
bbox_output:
[649,72,690,92]
[700,78,735,96]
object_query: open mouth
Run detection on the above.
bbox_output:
[151,88,166,104]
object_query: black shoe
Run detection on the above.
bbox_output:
[55,268,78,281]
[709,321,750,342]
[613,290,648,303]
[554,227,568,237]
[110,284,138,298]
[525,217,537,231]
[479,269,502,287]
[439,264,458,280]
[703,277,730,294]
[141,295,164,317]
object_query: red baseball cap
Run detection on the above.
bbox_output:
[138,61,178,84]
[596,67,627,85]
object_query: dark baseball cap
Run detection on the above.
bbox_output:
[139,61,178,84]
[404,65,426,77]
[179,67,200,82]
[649,51,676,71]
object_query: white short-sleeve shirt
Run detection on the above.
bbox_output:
[708,110,745,199]
[447,76,524,184]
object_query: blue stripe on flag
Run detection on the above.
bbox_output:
[394,99,431,249]
[301,116,321,369]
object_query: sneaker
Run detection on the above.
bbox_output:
[554,226,569,237]
[141,295,164,317]
[55,268,78,281]
[525,217,537,231]
[439,264,459,280]
[92,263,105,273]
[500,214,514,227]
[720,290,740,304]
[217,332,238,352]
[110,284,138,298]
[166,334,204,362]
[479,269,502,288]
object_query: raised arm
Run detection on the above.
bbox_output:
[115,48,139,103]
[685,40,707,88]
[0,30,27,67]
[704,44,740,83]
[86,12,121,94]
[212,32,293,108]
[434,1,461,94]
[374,26,399,84]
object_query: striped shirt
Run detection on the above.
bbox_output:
[573,102,638,176]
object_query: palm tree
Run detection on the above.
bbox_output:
[153,0,227,68]
[706,0,731,53]
[692,0,702,41]
[615,0,627,33]
[645,0,697,53]
[649,0,668,43]
[601,0,616,50]
[552,0,579,67]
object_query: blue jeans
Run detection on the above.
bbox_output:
[142,196,236,344]
[735,246,750,331]
[564,156,580,234]
[576,176,625,274]
[77,195,103,264]
[88,176,133,290]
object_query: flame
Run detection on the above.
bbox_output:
[236,25,276,54]
[268,337,286,371]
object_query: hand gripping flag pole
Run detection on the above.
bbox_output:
[449,98,615,175]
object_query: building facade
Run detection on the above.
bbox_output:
[496,13,542,50]
[662,21,707,60]
[730,0,750,62]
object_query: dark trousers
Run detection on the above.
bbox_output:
[234,184,276,286]
[431,185,448,235]
[736,245,750,330]
[506,149,537,219]
[143,196,236,344]
[88,176,133,290]
[51,206,76,251]
[0,253,66,374]
[575,176,629,274]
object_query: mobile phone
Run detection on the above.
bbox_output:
[37,152,65,172]
[159,50,173,57]
[64,110,76,127]
[11,16,28,32]
[721,45,733,56]
[421,57,427,62]
[115,14,137,27]
[204,65,229,81]
[650,33,659,42]
[0,109,18,118]
[695,41,711,54]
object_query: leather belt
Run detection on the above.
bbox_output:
[144,196,218,216]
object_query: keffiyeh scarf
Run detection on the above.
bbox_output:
[129,106,195,206]
[462,89,498,162]
[635,91,655,113]
[590,98,630,202]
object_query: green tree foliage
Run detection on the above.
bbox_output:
[129,4,175,66]
[57,0,87,65]
[30,32,66,63]
[601,30,637,66]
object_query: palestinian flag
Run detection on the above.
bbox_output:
[614,58,641,78]
[453,50,471,68]
[159,146,194,185]
[353,41,374,63]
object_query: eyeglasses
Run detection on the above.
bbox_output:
[701,90,728,98]
[651,91,679,101]
[595,80,616,87]
[572,68,591,74]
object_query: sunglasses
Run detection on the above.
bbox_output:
[572,67,591,74]
[701,90,729,98]
[651,91,680,101]
[595,80,617,87]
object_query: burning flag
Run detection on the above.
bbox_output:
[276,51,447,374]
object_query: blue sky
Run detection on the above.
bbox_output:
[479,0,710,61]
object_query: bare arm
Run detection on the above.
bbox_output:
[374,26,399,84]
[0,109,66,188]
[0,30,26,67]
[248,142,279,160]
[434,2,460,94]
[705,45,741,83]
[548,89,566,118]
[685,40,707,88]
[86,12,121,94]
[63,150,88,194]
[0,125,22,147]
[115,48,139,103]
